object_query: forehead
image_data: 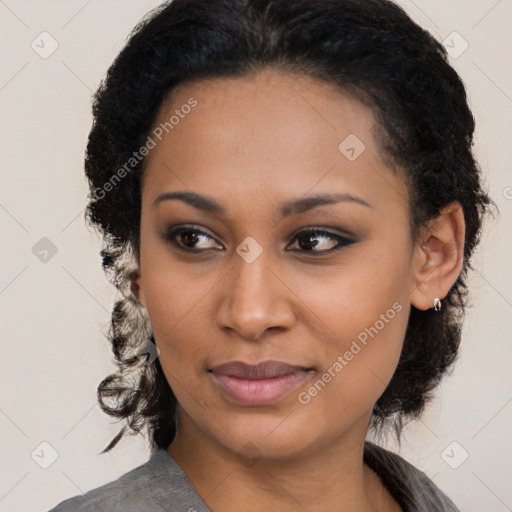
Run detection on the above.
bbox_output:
[141,69,408,215]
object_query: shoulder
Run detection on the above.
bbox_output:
[47,452,159,512]
[364,442,459,512]
[47,448,205,512]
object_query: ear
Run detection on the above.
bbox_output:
[409,201,465,311]
[130,268,147,308]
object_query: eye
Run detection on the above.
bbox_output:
[163,225,356,256]
[163,225,223,252]
[287,228,355,255]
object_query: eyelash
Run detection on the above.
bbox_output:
[163,224,356,256]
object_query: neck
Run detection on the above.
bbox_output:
[167,410,400,512]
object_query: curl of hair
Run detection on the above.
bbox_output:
[85,0,495,453]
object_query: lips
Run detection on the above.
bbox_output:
[209,360,314,405]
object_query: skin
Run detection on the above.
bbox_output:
[132,68,465,512]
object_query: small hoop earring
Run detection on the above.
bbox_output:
[433,297,442,311]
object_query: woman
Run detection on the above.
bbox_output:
[49,0,493,510]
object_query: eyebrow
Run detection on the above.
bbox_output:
[152,190,372,217]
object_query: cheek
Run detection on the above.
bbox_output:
[140,266,223,394]
[295,289,408,431]
[289,236,411,342]
[290,240,411,404]
[143,279,212,362]
[139,229,214,343]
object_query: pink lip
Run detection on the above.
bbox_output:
[209,360,313,406]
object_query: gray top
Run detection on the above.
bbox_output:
[48,442,459,511]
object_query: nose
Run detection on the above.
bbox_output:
[215,248,296,341]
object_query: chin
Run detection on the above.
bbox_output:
[205,408,329,462]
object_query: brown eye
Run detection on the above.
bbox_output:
[287,229,355,255]
[163,225,223,252]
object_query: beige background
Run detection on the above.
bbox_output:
[1,1,511,510]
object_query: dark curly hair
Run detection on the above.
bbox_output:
[84,0,495,454]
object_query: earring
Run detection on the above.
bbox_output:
[433,297,442,311]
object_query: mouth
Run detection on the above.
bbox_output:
[208,360,314,406]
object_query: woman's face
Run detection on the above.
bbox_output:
[136,69,418,459]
